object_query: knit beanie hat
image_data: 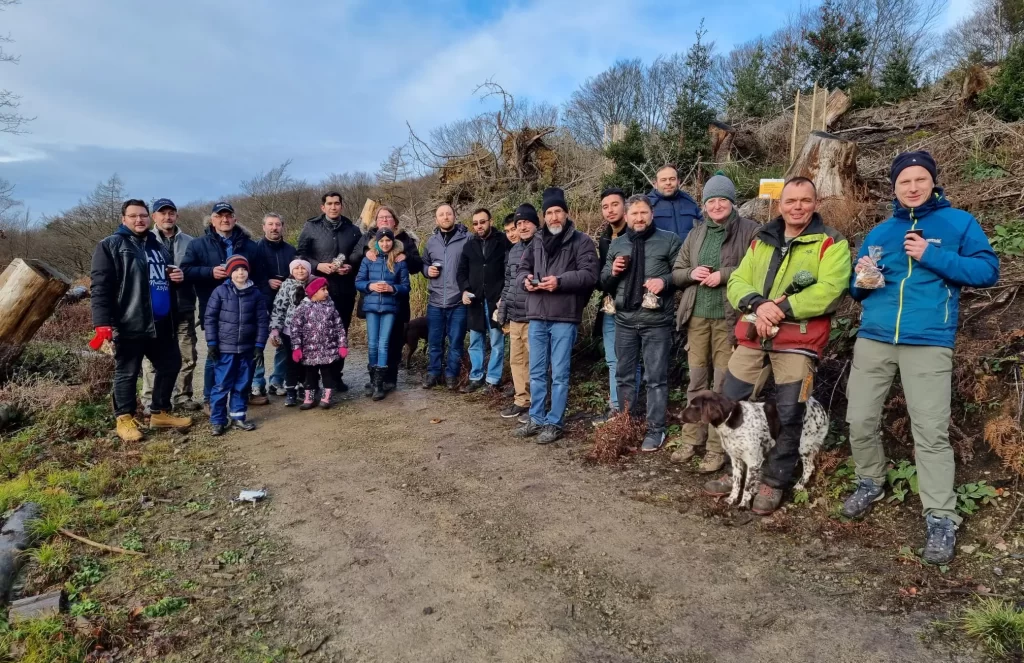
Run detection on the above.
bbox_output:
[600,187,626,202]
[289,258,311,275]
[305,276,328,298]
[375,228,395,242]
[890,151,937,185]
[702,172,737,204]
[513,203,539,226]
[225,254,249,276]
[541,187,568,214]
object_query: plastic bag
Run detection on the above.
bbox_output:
[601,294,616,314]
[641,291,661,310]
[854,246,885,289]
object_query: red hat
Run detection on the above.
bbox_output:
[305,277,328,298]
[225,254,249,275]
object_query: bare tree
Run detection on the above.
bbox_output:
[561,58,644,147]
[40,175,127,275]
[842,0,947,77]
[0,0,31,134]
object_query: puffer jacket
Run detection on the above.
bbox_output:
[181,225,260,324]
[498,237,531,324]
[672,211,761,343]
[253,238,297,311]
[421,224,469,308]
[647,188,702,241]
[269,278,308,335]
[151,227,196,314]
[290,298,348,366]
[600,226,682,328]
[204,280,269,354]
[296,214,364,303]
[516,220,599,324]
[356,246,411,315]
[354,229,423,321]
[851,188,999,348]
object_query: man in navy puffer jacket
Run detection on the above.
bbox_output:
[647,165,702,241]
[204,255,269,436]
[842,151,999,565]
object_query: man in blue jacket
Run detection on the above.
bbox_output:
[647,165,701,241]
[842,151,999,565]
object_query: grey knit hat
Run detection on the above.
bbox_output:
[702,172,736,204]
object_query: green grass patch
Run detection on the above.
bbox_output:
[0,616,91,663]
[961,598,1024,659]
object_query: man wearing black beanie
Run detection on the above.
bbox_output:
[496,203,540,420]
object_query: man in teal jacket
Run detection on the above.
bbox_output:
[842,151,999,565]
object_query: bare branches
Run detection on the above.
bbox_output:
[0,0,31,134]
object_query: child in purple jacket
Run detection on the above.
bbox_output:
[289,277,348,409]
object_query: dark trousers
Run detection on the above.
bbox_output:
[330,292,355,383]
[614,323,671,435]
[113,318,182,417]
[304,362,339,391]
[280,333,303,389]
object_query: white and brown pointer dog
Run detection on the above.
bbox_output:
[680,391,829,508]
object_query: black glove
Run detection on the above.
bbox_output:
[208,344,220,360]
[253,347,263,362]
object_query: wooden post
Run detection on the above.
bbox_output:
[809,83,819,137]
[359,199,381,231]
[789,90,801,167]
[0,259,71,373]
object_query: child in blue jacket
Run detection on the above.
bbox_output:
[356,228,410,400]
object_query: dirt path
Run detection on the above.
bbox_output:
[215,351,946,663]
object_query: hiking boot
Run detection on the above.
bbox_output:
[840,478,885,519]
[460,379,484,394]
[703,474,733,497]
[591,409,618,428]
[299,390,316,410]
[698,451,727,474]
[176,400,202,412]
[501,404,529,419]
[445,376,458,390]
[249,393,270,406]
[115,414,144,443]
[284,388,298,407]
[364,365,375,396]
[149,411,193,429]
[671,445,698,464]
[422,374,441,389]
[231,419,257,432]
[922,514,958,565]
[641,431,666,452]
[319,388,334,409]
[484,383,501,396]
[751,485,784,516]
[372,370,386,401]
[211,423,226,436]
[536,425,562,445]
[513,421,542,438]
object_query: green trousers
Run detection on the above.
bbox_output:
[845,337,960,524]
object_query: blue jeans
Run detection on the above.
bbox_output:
[252,343,288,391]
[366,311,396,368]
[528,321,577,428]
[469,301,504,385]
[427,304,468,379]
[210,353,254,426]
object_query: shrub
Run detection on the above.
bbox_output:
[980,41,1024,121]
[961,598,1024,658]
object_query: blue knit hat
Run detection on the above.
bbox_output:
[890,151,937,185]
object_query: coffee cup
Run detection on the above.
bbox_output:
[619,255,631,270]
[432,261,443,274]
[906,229,923,238]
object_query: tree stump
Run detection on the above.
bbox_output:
[0,259,72,374]
[785,131,866,200]
[709,121,736,163]
[824,89,851,128]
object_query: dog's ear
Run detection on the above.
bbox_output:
[724,400,744,429]
[680,395,705,424]
[763,401,782,440]
[701,394,727,427]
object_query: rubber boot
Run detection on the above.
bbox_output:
[364,364,374,396]
[372,367,386,401]
[299,389,316,410]
[284,387,298,407]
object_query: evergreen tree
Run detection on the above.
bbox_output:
[800,0,869,90]
[602,122,651,195]
[658,21,717,176]
[980,40,1024,121]
[728,43,775,118]
[879,47,919,103]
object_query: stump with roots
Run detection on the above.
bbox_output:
[786,131,866,201]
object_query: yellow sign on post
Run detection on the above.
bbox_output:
[758,179,785,200]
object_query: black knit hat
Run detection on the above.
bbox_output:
[890,151,938,185]
[513,203,539,226]
[541,187,568,214]
[600,187,625,202]
[375,228,395,241]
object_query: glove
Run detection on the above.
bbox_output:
[338,347,348,359]
[88,326,114,351]
[208,344,220,360]
[292,348,303,363]
[254,346,263,361]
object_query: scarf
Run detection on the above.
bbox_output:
[324,215,343,231]
[623,222,656,311]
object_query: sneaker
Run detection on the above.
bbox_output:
[591,409,618,428]
[751,485,784,516]
[536,425,562,445]
[269,384,287,397]
[249,394,270,406]
[460,379,484,394]
[176,400,203,412]
[703,474,733,497]
[211,423,226,436]
[922,514,958,565]
[698,451,727,474]
[513,421,542,438]
[319,388,334,409]
[299,390,316,411]
[517,412,530,425]
[484,383,501,396]
[840,479,886,519]
[284,388,298,407]
[670,445,698,464]
[445,376,458,390]
[501,404,529,419]
[422,375,441,389]
[231,419,257,432]
[640,431,666,452]
[115,414,144,443]
[149,411,193,429]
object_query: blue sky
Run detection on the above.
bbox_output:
[0,0,971,218]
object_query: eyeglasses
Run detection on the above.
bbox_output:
[126,213,150,220]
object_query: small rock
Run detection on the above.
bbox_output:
[962,545,978,554]
[994,567,1004,577]
[423,606,434,615]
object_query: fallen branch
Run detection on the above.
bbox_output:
[59,528,146,557]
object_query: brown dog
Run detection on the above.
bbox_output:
[404,316,429,368]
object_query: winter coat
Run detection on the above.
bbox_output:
[356,246,412,315]
[851,189,999,348]
[516,220,599,325]
[498,237,531,324]
[269,278,308,335]
[600,227,682,328]
[91,225,176,340]
[203,281,270,354]
[181,225,260,325]
[290,298,348,366]
[672,211,761,344]
[354,228,423,321]
[252,237,297,312]
[421,224,470,309]
[457,229,508,331]
[151,227,196,314]
[647,188,702,241]
[593,221,629,335]
[296,214,364,304]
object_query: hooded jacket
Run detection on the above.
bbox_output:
[150,227,196,314]
[253,237,297,311]
[647,188,702,241]
[457,228,508,331]
[181,225,260,324]
[290,298,348,366]
[356,244,412,315]
[851,189,999,348]
[515,220,599,325]
[354,227,423,321]
[421,224,470,309]
[203,280,270,354]
[269,277,307,336]
[600,226,682,328]
[296,214,364,304]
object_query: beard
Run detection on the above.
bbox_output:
[547,224,563,235]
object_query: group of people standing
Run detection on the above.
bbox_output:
[90,152,998,564]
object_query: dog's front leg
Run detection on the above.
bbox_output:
[741,465,762,509]
[795,451,815,492]
[725,460,744,506]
